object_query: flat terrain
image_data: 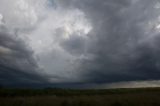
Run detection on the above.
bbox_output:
[0,88,160,106]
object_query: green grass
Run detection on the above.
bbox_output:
[0,87,160,106]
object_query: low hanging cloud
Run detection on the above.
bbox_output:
[72,0,160,83]
[0,27,47,86]
[0,0,92,85]
[1,0,160,88]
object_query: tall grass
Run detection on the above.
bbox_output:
[0,88,160,106]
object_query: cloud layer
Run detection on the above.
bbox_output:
[1,0,160,88]
[0,25,46,86]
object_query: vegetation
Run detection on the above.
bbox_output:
[0,87,160,106]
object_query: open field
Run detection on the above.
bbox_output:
[0,88,160,106]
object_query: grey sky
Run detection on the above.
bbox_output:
[1,0,160,88]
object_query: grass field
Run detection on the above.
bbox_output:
[0,87,160,106]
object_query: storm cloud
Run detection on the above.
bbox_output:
[0,26,47,87]
[71,0,160,83]
[58,0,160,84]
[1,0,160,88]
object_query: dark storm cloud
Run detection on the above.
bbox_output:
[0,28,46,86]
[58,0,160,83]
[2,0,160,88]
[60,34,87,56]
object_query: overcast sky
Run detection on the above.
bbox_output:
[1,0,160,88]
